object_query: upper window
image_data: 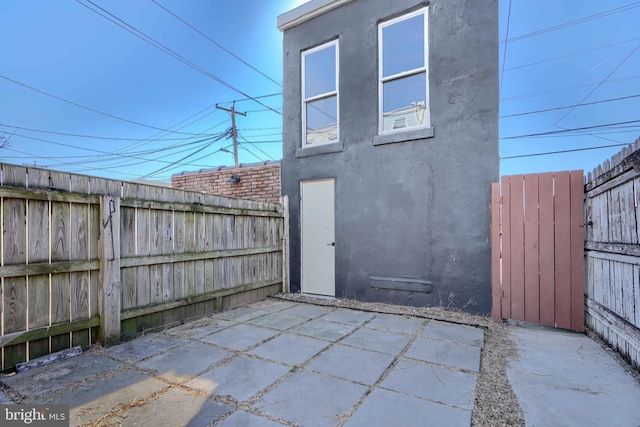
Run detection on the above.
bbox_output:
[302,40,339,147]
[379,8,430,134]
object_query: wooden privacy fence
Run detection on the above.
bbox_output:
[585,141,640,370]
[491,171,584,331]
[0,163,285,370]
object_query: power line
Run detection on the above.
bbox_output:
[150,0,281,88]
[238,134,276,161]
[501,94,640,118]
[0,74,210,135]
[75,0,281,116]
[501,143,629,160]
[240,126,282,131]
[501,74,640,102]
[553,43,640,125]
[237,144,265,162]
[244,107,283,114]
[224,93,282,104]
[500,0,512,92]
[502,2,640,44]
[238,131,282,138]
[501,119,640,140]
[0,129,226,164]
[236,140,282,144]
[0,123,216,141]
[505,36,640,72]
[140,132,229,179]
[113,102,222,154]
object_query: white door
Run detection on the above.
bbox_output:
[301,179,335,296]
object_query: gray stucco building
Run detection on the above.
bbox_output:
[277,0,498,314]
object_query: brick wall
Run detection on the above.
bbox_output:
[171,161,281,204]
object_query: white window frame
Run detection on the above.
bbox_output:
[301,39,339,148]
[378,8,430,135]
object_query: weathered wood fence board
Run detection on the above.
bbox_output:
[585,140,640,370]
[492,171,585,332]
[0,163,285,370]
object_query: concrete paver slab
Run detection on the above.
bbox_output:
[423,321,484,347]
[345,388,471,427]
[114,387,230,427]
[0,300,493,427]
[321,309,374,326]
[217,410,286,427]
[248,299,300,312]
[0,390,13,404]
[507,326,640,427]
[307,344,395,385]
[256,371,368,427]
[381,360,477,410]
[216,307,271,322]
[282,303,333,319]
[137,342,230,383]
[165,317,235,338]
[246,311,308,331]
[106,333,190,363]
[1,354,120,397]
[405,336,481,372]
[37,369,167,426]
[365,314,424,335]
[290,318,357,342]
[186,356,290,402]
[201,324,279,351]
[250,333,330,366]
[341,327,411,355]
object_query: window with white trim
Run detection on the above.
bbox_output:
[379,8,430,134]
[302,40,339,147]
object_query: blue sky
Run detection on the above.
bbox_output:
[1,0,639,182]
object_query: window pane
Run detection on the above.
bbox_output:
[382,14,424,78]
[306,96,338,144]
[382,73,427,132]
[305,45,336,98]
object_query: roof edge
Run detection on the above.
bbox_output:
[171,160,281,178]
[277,0,356,31]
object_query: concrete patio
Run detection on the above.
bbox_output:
[0,299,484,427]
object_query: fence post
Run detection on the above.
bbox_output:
[99,195,121,346]
[490,183,502,323]
[281,195,290,293]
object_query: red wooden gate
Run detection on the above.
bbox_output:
[491,171,585,331]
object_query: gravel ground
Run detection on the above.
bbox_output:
[275,293,526,426]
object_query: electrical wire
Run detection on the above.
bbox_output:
[553,43,640,125]
[150,0,281,88]
[0,129,227,166]
[75,0,281,116]
[140,132,229,178]
[501,94,640,118]
[238,134,276,160]
[237,144,264,162]
[0,74,213,135]
[0,123,217,141]
[502,2,640,44]
[500,0,512,92]
[501,74,640,102]
[505,36,640,72]
[501,119,640,140]
[501,143,630,160]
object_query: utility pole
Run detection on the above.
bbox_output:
[216,102,247,167]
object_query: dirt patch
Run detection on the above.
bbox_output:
[275,293,525,426]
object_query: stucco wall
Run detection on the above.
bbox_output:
[281,0,499,313]
[172,162,281,204]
